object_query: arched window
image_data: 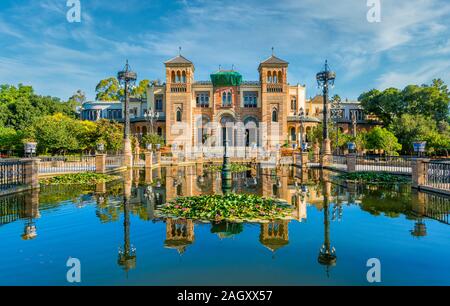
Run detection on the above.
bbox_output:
[157,127,162,136]
[267,71,272,83]
[176,71,181,83]
[272,108,278,122]
[222,92,227,105]
[273,71,277,83]
[181,71,186,83]
[171,71,175,83]
[278,71,282,83]
[136,126,141,135]
[142,126,147,135]
[176,108,182,122]
[291,97,297,111]
[227,91,232,104]
[290,127,296,141]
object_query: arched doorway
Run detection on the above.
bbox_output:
[220,115,236,146]
[196,115,210,146]
[244,116,259,147]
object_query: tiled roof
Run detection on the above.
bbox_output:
[164,55,193,65]
[260,55,288,65]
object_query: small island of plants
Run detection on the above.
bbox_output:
[156,193,292,222]
[40,172,120,185]
[205,163,253,173]
[338,172,410,183]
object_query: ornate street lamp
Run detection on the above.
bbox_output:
[118,60,137,164]
[330,97,343,154]
[318,189,337,277]
[144,108,159,135]
[316,60,336,157]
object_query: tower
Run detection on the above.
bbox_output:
[258,50,289,149]
[164,51,195,149]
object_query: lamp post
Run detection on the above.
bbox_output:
[351,110,357,138]
[316,60,336,163]
[330,97,343,155]
[144,108,159,135]
[118,60,137,167]
[299,107,305,151]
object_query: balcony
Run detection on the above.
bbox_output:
[267,84,283,93]
[170,83,187,93]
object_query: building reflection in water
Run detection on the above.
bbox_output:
[164,218,195,255]
[259,220,289,255]
[22,189,40,240]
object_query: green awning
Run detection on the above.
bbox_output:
[210,71,242,87]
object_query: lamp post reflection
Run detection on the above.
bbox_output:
[118,170,136,273]
[318,180,337,277]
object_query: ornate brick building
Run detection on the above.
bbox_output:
[134,52,319,150]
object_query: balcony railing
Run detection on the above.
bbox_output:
[267,84,283,93]
[170,83,187,93]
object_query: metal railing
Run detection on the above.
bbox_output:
[356,155,412,173]
[331,155,347,170]
[133,153,145,167]
[38,155,95,174]
[424,161,450,191]
[106,155,124,170]
[0,159,26,192]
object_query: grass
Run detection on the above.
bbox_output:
[156,193,292,222]
[337,172,410,183]
[40,172,120,185]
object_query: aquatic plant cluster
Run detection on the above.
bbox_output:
[157,193,292,222]
[338,172,410,183]
[40,173,120,185]
[205,163,253,173]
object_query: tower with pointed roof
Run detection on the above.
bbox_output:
[258,49,289,148]
[164,50,195,149]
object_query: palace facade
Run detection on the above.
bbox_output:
[81,52,378,149]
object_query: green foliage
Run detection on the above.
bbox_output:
[94,119,123,152]
[205,163,252,173]
[95,77,122,101]
[390,114,450,155]
[338,172,410,183]
[141,133,165,148]
[306,122,349,151]
[95,77,151,101]
[40,173,120,185]
[28,113,96,154]
[0,84,76,131]
[157,193,292,222]
[0,126,25,153]
[359,79,449,125]
[365,127,402,155]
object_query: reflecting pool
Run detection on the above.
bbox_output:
[0,164,449,285]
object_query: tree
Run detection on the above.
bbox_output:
[94,119,123,152]
[0,126,25,154]
[365,127,402,155]
[390,114,450,155]
[359,88,404,126]
[359,79,450,125]
[132,80,150,98]
[141,133,165,148]
[95,77,122,101]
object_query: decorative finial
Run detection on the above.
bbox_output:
[271,47,274,56]
[178,46,181,56]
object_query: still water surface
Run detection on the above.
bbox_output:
[0,165,449,285]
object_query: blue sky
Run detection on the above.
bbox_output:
[0,0,449,101]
